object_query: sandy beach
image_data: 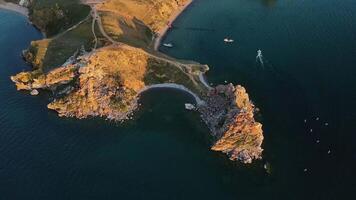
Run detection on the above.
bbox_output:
[0,0,28,17]
[153,0,193,50]
[139,83,205,106]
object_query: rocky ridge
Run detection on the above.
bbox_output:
[199,85,263,163]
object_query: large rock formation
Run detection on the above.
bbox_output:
[47,45,148,120]
[199,84,263,163]
[11,65,78,91]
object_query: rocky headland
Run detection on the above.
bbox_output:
[199,85,263,163]
[8,0,264,163]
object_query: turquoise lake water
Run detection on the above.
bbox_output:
[1,0,355,199]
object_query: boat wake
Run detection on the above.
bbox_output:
[256,49,264,68]
[254,49,279,76]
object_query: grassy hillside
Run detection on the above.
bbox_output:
[24,17,108,72]
[99,11,153,48]
[28,0,90,37]
[97,0,189,32]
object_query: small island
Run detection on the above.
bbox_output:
[5,0,263,163]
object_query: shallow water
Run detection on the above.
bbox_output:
[1,0,356,198]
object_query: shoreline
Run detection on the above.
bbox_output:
[151,0,210,103]
[0,1,28,17]
[153,0,193,50]
[139,83,205,106]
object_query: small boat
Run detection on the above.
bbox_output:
[264,162,272,174]
[30,89,39,96]
[185,103,196,111]
[163,43,173,48]
[224,38,234,43]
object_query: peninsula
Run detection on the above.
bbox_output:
[6,0,263,163]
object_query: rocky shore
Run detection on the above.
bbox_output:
[198,84,263,163]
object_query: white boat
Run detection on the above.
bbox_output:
[30,89,39,96]
[224,38,234,43]
[163,43,173,48]
[185,103,196,110]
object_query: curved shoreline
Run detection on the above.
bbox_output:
[0,1,46,37]
[139,83,205,106]
[150,0,211,104]
[153,0,193,50]
[199,73,212,89]
[0,1,28,17]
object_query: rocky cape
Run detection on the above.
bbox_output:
[9,0,264,163]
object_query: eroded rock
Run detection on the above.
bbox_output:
[199,84,264,163]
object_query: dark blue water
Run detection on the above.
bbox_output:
[1,0,356,198]
[161,0,356,198]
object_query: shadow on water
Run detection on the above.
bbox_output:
[260,0,278,7]
[171,26,217,32]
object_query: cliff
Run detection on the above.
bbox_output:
[199,85,263,163]
[10,0,264,163]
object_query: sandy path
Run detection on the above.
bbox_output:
[91,6,123,45]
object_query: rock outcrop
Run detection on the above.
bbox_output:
[199,84,263,163]
[19,0,32,7]
[11,65,78,91]
[47,46,148,120]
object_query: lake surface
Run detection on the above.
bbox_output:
[1,0,355,199]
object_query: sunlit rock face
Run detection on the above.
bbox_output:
[47,48,145,120]
[199,85,264,163]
